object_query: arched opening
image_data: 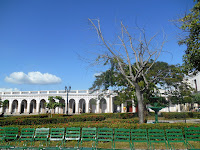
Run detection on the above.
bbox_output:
[100,98,107,113]
[11,100,18,114]
[30,100,36,114]
[79,99,86,113]
[3,100,9,114]
[69,99,75,114]
[21,100,27,114]
[58,99,65,114]
[113,97,121,113]
[126,100,133,112]
[39,99,46,114]
[89,99,96,113]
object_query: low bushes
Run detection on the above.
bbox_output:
[162,112,200,119]
[1,112,199,126]
[0,114,105,126]
[81,113,137,119]
[0,112,138,126]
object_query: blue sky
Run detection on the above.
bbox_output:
[0,0,195,92]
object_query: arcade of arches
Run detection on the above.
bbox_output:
[0,93,136,115]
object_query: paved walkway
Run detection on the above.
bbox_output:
[147,119,200,123]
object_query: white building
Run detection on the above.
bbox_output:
[0,90,137,115]
[187,72,200,92]
[0,89,185,116]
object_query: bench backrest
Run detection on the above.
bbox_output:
[166,128,185,143]
[114,128,130,142]
[185,127,200,142]
[5,127,18,141]
[20,128,35,141]
[34,128,49,141]
[65,127,81,141]
[148,129,166,143]
[81,127,96,141]
[97,128,113,142]
[0,127,5,141]
[131,129,148,143]
[49,128,65,141]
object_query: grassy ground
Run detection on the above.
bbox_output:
[2,140,200,149]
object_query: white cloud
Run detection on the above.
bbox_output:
[5,72,62,85]
[93,72,102,77]
[0,88,19,92]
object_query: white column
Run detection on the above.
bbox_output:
[86,98,89,113]
[121,103,124,113]
[132,100,136,113]
[36,100,40,113]
[177,104,181,112]
[110,96,113,113]
[55,107,59,114]
[75,100,79,114]
[106,98,109,113]
[96,100,100,113]
[0,107,3,114]
[9,100,12,113]
[18,100,21,114]
[27,101,30,114]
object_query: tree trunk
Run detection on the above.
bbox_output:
[135,84,144,124]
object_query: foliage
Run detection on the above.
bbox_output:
[162,112,200,119]
[91,60,192,107]
[0,114,106,126]
[0,98,9,109]
[0,113,140,126]
[46,96,65,117]
[168,83,194,105]
[179,0,200,72]
[154,63,194,105]
[192,92,200,104]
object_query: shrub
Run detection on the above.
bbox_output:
[162,112,200,119]
[0,115,105,126]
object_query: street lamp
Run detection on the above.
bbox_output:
[65,86,71,115]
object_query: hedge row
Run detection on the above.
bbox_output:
[2,114,49,120]
[99,113,137,119]
[0,115,105,126]
[2,113,137,120]
[161,112,200,119]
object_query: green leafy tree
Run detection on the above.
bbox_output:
[46,96,65,118]
[91,60,188,113]
[190,92,200,111]
[0,98,9,115]
[179,0,200,72]
[193,92,200,105]
[162,65,195,112]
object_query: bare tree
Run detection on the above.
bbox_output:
[88,19,165,123]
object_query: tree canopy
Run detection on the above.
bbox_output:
[90,60,191,108]
[179,0,200,72]
[46,96,65,117]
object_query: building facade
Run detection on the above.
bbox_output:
[0,90,137,115]
[187,72,200,92]
[0,89,186,116]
